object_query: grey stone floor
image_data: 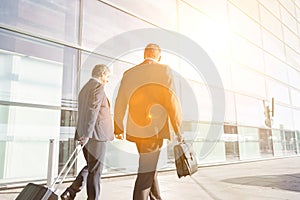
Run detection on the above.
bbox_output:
[1,156,300,200]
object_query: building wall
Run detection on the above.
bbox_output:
[0,0,300,185]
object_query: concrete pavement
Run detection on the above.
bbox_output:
[1,156,300,199]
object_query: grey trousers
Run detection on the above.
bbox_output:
[66,139,106,200]
[133,139,163,200]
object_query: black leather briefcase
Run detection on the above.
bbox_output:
[174,141,198,178]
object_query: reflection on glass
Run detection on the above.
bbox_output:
[0,0,80,45]
[258,128,273,157]
[0,29,67,182]
[223,125,239,161]
[238,126,260,160]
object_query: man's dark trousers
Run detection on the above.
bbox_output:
[66,139,106,200]
[133,139,163,200]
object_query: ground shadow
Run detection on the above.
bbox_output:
[223,173,300,193]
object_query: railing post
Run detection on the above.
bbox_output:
[47,139,55,187]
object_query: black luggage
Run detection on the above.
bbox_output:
[174,141,198,178]
[15,142,85,200]
[16,183,58,200]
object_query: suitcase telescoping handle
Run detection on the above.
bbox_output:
[51,141,87,192]
[41,140,87,200]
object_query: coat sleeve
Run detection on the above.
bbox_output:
[114,75,128,135]
[164,66,182,135]
[85,85,104,138]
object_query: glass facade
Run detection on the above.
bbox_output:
[0,0,300,185]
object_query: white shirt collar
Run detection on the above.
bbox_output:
[144,58,158,63]
[91,77,101,84]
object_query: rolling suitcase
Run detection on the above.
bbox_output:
[15,142,86,200]
[15,183,58,200]
[174,141,198,178]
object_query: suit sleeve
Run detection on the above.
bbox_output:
[165,66,182,135]
[85,85,104,138]
[114,75,128,135]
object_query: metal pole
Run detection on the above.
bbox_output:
[47,139,55,187]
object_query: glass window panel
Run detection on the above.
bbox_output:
[279,0,296,15]
[224,91,237,123]
[0,0,79,45]
[101,0,177,30]
[272,104,294,129]
[0,29,75,182]
[180,81,225,124]
[9,55,62,106]
[181,81,211,122]
[178,2,230,59]
[267,79,290,104]
[238,126,260,160]
[288,67,300,88]
[262,29,285,61]
[291,89,300,108]
[177,58,204,83]
[293,109,300,129]
[0,30,65,106]
[232,64,266,98]
[264,53,289,83]
[6,106,60,139]
[214,57,232,90]
[285,46,300,69]
[259,0,280,18]
[0,29,64,63]
[270,129,284,156]
[82,0,153,53]
[280,5,298,34]
[297,7,300,26]
[283,26,299,51]
[235,94,266,127]
[229,0,259,21]
[192,123,225,163]
[61,47,78,103]
[3,140,49,180]
[181,0,227,21]
[229,4,262,46]
[260,6,283,39]
[0,105,60,181]
[231,35,265,72]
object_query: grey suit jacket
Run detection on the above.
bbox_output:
[76,79,114,141]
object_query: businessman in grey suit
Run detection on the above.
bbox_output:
[61,64,114,200]
[114,44,182,200]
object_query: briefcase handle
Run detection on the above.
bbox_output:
[176,131,184,143]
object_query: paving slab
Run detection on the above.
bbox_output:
[1,156,300,200]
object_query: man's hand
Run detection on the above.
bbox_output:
[115,133,124,140]
[177,133,183,142]
[78,136,89,145]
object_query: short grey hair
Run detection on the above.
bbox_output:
[92,64,110,78]
[144,43,161,59]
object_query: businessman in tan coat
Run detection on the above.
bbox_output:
[114,44,182,200]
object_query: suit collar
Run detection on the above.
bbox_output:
[90,77,101,84]
[141,58,158,65]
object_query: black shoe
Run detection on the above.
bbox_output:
[60,190,74,200]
